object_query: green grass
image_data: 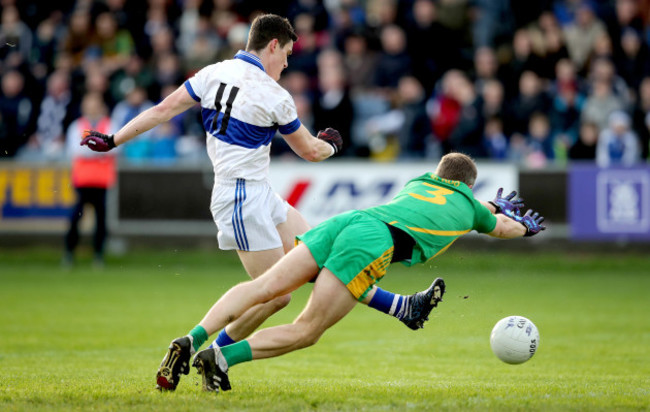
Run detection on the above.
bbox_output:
[1,246,649,411]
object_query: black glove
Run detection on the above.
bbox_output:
[81,130,116,152]
[316,128,343,155]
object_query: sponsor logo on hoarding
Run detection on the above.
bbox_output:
[596,170,650,233]
[286,179,397,218]
[0,168,75,219]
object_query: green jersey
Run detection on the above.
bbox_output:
[363,173,497,265]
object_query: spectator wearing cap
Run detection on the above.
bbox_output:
[596,110,641,166]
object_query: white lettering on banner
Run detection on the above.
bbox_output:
[596,171,650,233]
[269,161,518,225]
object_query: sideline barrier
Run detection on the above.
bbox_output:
[0,161,517,237]
[112,161,517,235]
[2,160,647,242]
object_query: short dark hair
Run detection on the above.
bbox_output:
[246,14,297,52]
[435,153,478,187]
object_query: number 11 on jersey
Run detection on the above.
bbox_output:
[212,82,240,135]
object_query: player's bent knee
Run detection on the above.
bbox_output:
[294,323,324,349]
[295,329,320,349]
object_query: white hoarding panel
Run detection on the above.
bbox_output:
[269,161,517,225]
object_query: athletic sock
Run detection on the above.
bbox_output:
[188,325,208,352]
[368,287,406,319]
[220,340,252,367]
[208,328,236,349]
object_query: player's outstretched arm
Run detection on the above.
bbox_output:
[81,85,196,151]
[282,124,342,162]
[488,214,527,239]
[487,209,546,239]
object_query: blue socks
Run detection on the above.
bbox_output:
[368,287,406,319]
[208,328,236,349]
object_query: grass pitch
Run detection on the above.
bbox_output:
[0,245,648,411]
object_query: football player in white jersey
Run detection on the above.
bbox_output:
[81,14,442,392]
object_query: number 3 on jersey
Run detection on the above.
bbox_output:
[212,82,240,135]
[409,183,454,205]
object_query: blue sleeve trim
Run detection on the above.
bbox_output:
[184,80,200,102]
[278,118,301,135]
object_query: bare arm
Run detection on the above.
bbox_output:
[113,85,197,146]
[481,199,526,239]
[487,214,527,239]
[281,124,335,162]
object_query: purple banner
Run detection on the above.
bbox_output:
[569,164,650,241]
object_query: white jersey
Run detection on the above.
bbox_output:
[185,50,301,182]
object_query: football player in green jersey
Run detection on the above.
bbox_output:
[188,152,546,392]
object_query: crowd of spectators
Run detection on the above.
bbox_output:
[1,0,650,168]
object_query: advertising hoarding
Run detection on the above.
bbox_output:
[270,161,518,226]
[0,161,518,236]
[0,164,76,233]
[569,164,650,241]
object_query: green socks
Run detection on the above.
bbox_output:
[220,340,253,367]
[186,325,252,367]
[188,325,208,352]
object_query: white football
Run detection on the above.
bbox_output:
[490,316,540,364]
